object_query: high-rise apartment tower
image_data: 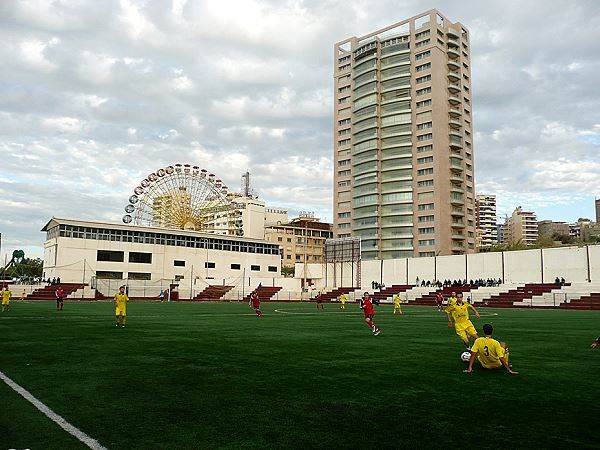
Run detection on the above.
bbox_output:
[475,194,497,248]
[333,9,476,260]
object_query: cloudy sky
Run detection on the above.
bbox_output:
[1,0,599,259]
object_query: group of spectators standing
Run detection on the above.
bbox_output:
[416,278,503,288]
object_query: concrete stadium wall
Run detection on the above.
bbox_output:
[466,252,503,281]
[300,244,600,289]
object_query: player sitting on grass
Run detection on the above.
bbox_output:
[1,287,11,312]
[445,292,480,350]
[360,292,380,336]
[114,285,129,328]
[464,323,518,375]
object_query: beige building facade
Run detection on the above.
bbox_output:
[538,220,570,238]
[264,216,333,268]
[333,9,476,260]
[475,194,497,248]
[206,195,288,240]
[506,207,538,245]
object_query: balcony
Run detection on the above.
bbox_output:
[450,163,463,173]
[353,63,377,79]
[447,28,460,39]
[353,222,379,231]
[450,197,464,206]
[452,234,466,240]
[451,221,466,228]
[447,48,460,59]
[447,60,460,70]
[448,83,461,93]
[451,208,465,217]
[447,71,460,81]
[448,108,462,117]
[450,174,463,183]
[448,95,461,105]
[449,137,463,149]
[447,37,460,47]
[449,118,462,129]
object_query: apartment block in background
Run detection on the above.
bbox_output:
[506,207,538,245]
[333,9,476,260]
[264,215,333,267]
[475,194,497,248]
[537,220,570,238]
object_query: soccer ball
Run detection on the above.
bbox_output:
[460,351,471,362]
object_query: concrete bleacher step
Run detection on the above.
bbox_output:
[191,285,235,301]
[242,286,283,303]
[513,283,600,307]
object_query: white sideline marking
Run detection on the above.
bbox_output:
[0,370,107,450]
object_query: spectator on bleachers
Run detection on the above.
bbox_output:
[555,277,560,285]
[560,277,565,286]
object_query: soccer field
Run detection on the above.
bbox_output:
[1,301,599,449]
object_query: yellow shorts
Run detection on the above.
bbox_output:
[479,358,503,369]
[115,308,126,316]
[1,299,9,305]
[456,324,477,341]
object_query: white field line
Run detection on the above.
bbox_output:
[0,370,107,450]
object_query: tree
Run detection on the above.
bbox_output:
[281,266,295,278]
[552,233,575,245]
[535,234,556,248]
[6,257,43,277]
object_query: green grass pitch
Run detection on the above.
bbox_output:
[1,301,599,449]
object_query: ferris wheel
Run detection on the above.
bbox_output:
[122,164,231,232]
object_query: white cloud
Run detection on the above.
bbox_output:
[19,39,59,72]
[0,0,599,255]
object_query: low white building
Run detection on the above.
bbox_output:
[42,217,288,298]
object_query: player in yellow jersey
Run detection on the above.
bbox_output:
[445,292,480,350]
[446,291,458,308]
[114,285,129,328]
[464,323,518,375]
[339,293,346,309]
[1,287,11,312]
[393,293,403,315]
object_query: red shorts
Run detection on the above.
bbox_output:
[364,314,374,320]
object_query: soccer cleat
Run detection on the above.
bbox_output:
[374,330,381,336]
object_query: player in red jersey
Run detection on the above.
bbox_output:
[249,290,262,316]
[360,292,380,336]
[315,291,324,310]
[436,292,443,311]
